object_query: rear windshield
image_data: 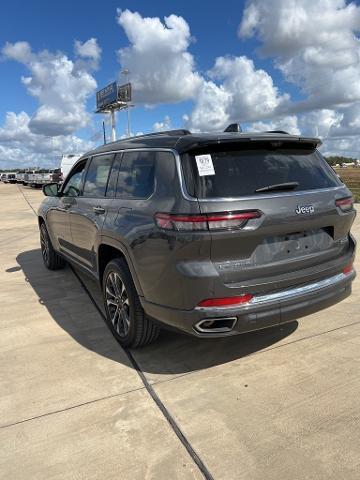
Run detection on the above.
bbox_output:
[181,148,341,198]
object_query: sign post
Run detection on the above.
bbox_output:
[118,82,132,137]
[95,81,133,142]
[110,110,116,142]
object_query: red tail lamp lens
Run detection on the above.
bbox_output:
[343,263,353,275]
[197,294,253,308]
[336,197,354,212]
[154,211,261,231]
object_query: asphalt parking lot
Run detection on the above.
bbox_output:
[1,183,360,480]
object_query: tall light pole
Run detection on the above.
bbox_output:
[121,69,131,137]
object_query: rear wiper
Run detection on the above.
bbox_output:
[255,182,299,193]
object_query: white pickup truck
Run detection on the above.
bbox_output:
[33,169,62,186]
[23,169,62,187]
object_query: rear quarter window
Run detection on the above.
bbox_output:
[116,151,155,199]
[181,149,342,198]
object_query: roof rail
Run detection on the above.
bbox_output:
[127,129,191,141]
[157,129,191,136]
[266,130,289,134]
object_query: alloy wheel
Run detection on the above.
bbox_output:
[105,271,130,337]
[40,226,49,264]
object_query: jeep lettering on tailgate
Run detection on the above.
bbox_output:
[295,205,315,215]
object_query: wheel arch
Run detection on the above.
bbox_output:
[97,238,144,296]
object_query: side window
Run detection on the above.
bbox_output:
[106,153,122,198]
[62,160,87,197]
[116,151,155,199]
[83,154,114,198]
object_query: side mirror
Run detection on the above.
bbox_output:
[42,183,59,197]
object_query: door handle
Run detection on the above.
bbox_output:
[93,206,106,215]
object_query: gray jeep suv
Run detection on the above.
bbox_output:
[38,129,356,347]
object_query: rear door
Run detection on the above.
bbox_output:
[181,141,355,293]
[108,150,157,251]
[68,153,115,271]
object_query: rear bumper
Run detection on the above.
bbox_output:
[141,269,356,337]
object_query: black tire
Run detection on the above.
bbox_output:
[40,223,66,270]
[103,258,159,348]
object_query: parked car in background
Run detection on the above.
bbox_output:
[38,128,356,348]
[16,170,25,184]
[3,173,17,184]
[23,170,36,186]
[0,173,7,182]
[60,154,82,182]
[26,171,39,187]
[31,169,62,187]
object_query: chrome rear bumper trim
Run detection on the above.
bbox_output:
[250,270,355,306]
[195,269,355,312]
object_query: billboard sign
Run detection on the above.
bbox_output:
[96,82,118,110]
[118,83,132,103]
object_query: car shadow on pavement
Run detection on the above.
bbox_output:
[16,249,298,375]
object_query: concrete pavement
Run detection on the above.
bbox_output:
[0,183,359,479]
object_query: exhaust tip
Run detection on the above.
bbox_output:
[194,317,237,334]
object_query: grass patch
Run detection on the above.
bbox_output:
[334,168,360,203]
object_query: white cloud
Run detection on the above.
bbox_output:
[239,0,360,112]
[2,5,360,166]
[250,115,300,135]
[74,38,101,62]
[116,9,203,104]
[115,10,292,132]
[321,136,360,158]
[183,81,230,132]
[0,111,93,169]
[185,56,289,132]
[298,109,342,138]
[328,103,360,137]
[2,41,99,136]
[209,55,289,121]
[153,115,172,131]
[2,41,32,63]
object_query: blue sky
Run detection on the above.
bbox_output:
[1,0,360,167]
[0,0,298,136]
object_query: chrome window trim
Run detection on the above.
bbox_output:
[90,148,176,157]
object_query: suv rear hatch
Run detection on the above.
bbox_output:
[180,137,356,295]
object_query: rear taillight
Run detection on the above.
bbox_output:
[343,263,354,275]
[197,294,253,308]
[335,197,354,212]
[154,211,261,231]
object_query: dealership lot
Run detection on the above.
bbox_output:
[1,183,360,480]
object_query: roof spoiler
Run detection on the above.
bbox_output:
[177,135,321,154]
